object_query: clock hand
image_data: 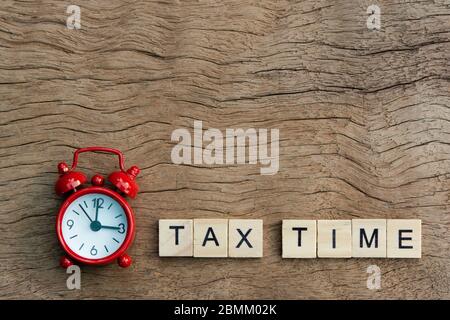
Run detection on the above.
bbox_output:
[79,204,93,222]
[100,225,120,230]
[95,204,99,222]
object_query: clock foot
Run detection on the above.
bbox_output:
[118,253,132,268]
[60,256,73,269]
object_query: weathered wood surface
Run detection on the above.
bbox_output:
[1,0,449,299]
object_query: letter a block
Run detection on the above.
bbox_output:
[282,220,317,258]
[317,220,352,258]
[352,219,386,258]
[194,219,228,257]
[229,219,263,258]
[387,219,421,258]
[159,219,193,257]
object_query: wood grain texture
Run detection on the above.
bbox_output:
[0,0,449,299]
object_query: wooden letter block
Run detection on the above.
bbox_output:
[228,219,263,258]
[159,219,193,257]
[194,219,228,257]
[317,220,352,258]
[352,219,387,258]
[282,220,317,258]
[387,219,422,258]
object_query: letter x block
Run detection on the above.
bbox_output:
[159,219,193,257]
[229,219,263,258]
[194,219,228,258]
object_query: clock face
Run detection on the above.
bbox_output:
[61,193,128,260]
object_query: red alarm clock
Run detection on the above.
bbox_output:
[55,147,139,269]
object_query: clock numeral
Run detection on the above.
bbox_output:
[67,219,74,230]
[90,245,98,256]
[118,223,126,234]
[92,197,105,209]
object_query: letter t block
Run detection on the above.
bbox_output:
[282,220,317,258]
[159,219,193,257]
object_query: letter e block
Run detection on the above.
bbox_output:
[317,220,352,258]
[282,220,317,258]
[159,219,193,257]
[229,219,263,258]
[194,219,228,257]
[387,219,421,258]
[352,219,386,258]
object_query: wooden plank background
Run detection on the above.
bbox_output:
[0,0,449,299]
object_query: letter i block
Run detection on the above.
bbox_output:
[282,220,317,258]
[194,219,228,257]
[317,220,352,258]
[387,219,422,258]
[159,219,193,257]
[229,219,263,258]
[352,219,387,258]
